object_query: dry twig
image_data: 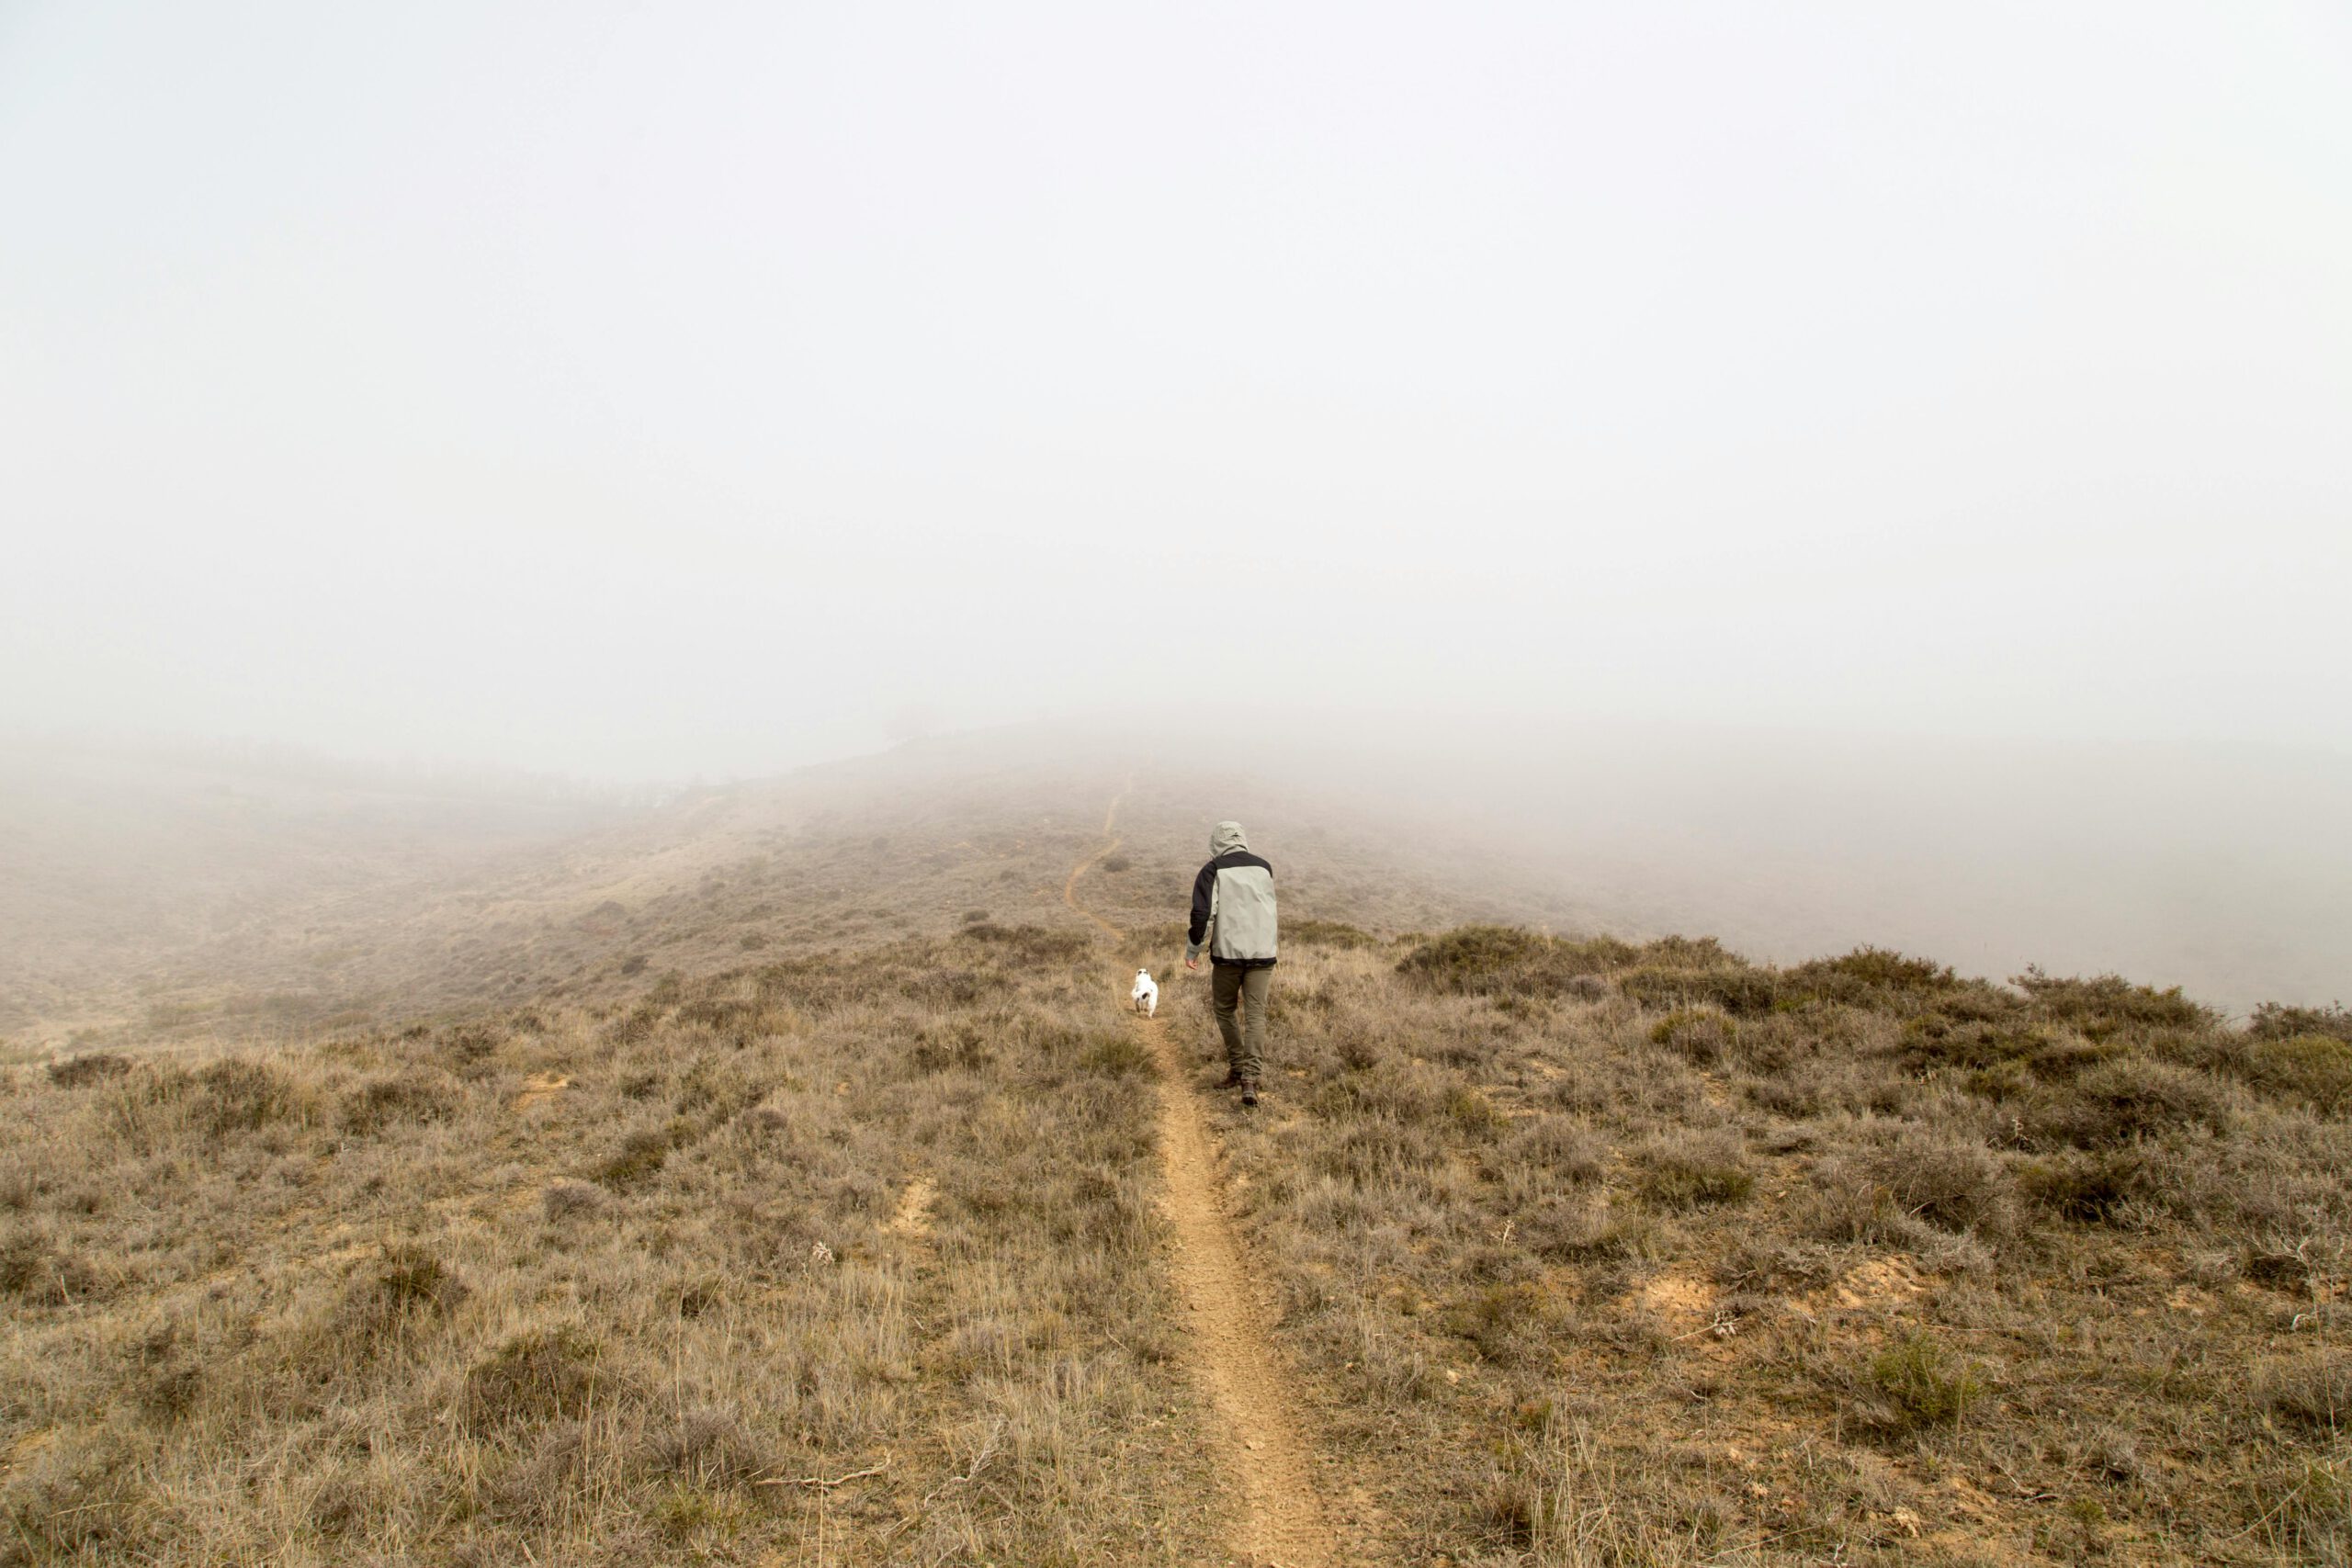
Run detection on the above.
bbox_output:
[757,1453,893,1490]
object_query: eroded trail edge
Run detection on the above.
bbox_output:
[1067,788,1338,1568]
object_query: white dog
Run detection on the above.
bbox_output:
[1131,967,1159,1018]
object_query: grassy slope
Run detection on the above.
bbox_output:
[6,752,1555,1055]
[5,779,2350,1564]
[0,739,635,1038]
[4,928,1220,1566]
[1154,927,2352,1565]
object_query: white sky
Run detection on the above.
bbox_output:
[4,1,2348,780]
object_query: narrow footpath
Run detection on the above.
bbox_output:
[1064,786,1339,1568]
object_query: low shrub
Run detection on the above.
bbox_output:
[1315,1061,1447,1123]
[1082,1033,1152,1077]
[1802,1158,1898,1243]
[2016,968,2212,1039]
[2029,1056,2228,1148]
[1871,1134,2018,1240]
[2250,1002,2352,1043]
[643,1409,774,1486]
[595,1118,696,1189]
[1618,964,1781,1017]
[1634,1132,1753,1210]
[483,1424,588,1527]
[1779,948,1963,1010]
[1866,1334,1983,1431]
[1396,926,1639,998]
[462,1325,606,1433]
[1399,926,1571,996]
[1286,919,1379,949]
[0,1224,100,1305]
[1446,1280,1557,1364]
[542,1179,607,1221]
[2021,1148,2158,1224]
[910,1022,992,1073]
[1639,936,1741,968]
[46,1053,133,1089]
[2021,1032,2127,1084]
[1896,1016,2046,1074]
[339,1073,457,1136]
[1522,1196,1659,1263]
[1503,1115,1609,1183]
[956,923,1091,964]
[438,1024,502,1065]
[195,1058,306,1134]
[2235,1034,2352,1115]
[1313,1119,1446,1182]
[2254,1352,2352,1434]
[1650,1008,1736,1066]
[1725,1012,1816,1075]
[332,1244,469,1350]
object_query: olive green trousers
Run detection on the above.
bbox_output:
[1210,964,1272,1085]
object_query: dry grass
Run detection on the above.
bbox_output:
[7,775,2350,1564]
[4,756,1542,1055]
[1154,931,2352,1564]
[0,931,1223,1565]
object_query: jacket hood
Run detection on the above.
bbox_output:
[1209,820,1249,856]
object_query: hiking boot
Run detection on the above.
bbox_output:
[1239,1082,1259,1107]
[1221,1068,1245,1089]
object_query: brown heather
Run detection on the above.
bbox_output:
[2,784,2348,1564]
[1148,927,2352,1565]
[1,931,1218,1565]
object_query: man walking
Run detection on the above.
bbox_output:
[1183,820,1278,1105]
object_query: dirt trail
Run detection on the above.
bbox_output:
[1060,784,1130,942]
[1066,786,1340,1568]
[886,1175,936,1239]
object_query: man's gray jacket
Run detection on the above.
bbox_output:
[1185,820,1278,969]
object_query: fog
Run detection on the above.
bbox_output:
[1210,714,2352,1013]
[3,5,2347,1004]
[6,1,2348,778]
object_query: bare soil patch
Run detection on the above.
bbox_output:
[513,1071,569,1111]
[886,1174,936,1240]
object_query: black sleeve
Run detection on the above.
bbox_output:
[1188,861,1216,948]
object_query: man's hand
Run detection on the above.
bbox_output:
[1184,956,1200,973]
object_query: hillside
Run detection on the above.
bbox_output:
[0,739,627,1042]
[0,737,1577,1054]
[3,770,2349,1565]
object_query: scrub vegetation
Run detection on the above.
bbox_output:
[1154,928,2352,1564]
[1,935,1219,1565]
[5,780,2348,1564]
